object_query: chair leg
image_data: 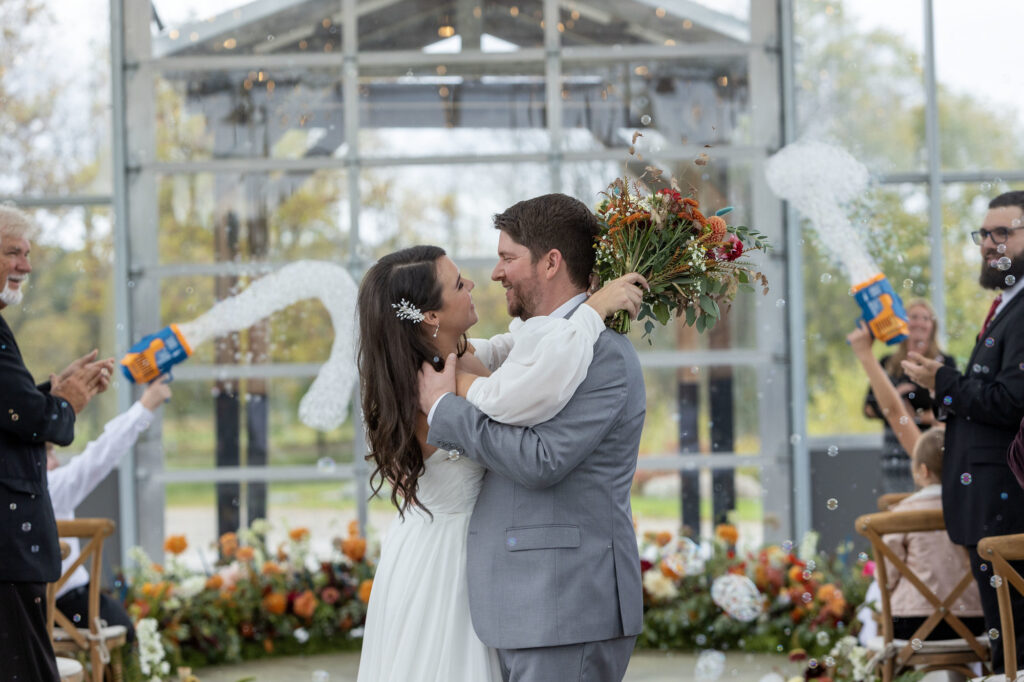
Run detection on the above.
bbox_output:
[882,657,894,682]
[90,646,104,682]
[105,649,123,682]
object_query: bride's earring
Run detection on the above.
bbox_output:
[432,323,439,339]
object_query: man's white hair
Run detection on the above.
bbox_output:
[0,204,34,246]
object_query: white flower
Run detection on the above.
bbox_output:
[797,531,820,561]
[643,571,679,603]
[294,627,310,644]
[815,630,830,647]
[177,576,207,600]
[250,518,271,535]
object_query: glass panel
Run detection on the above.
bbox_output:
[559,1,751,48]
[359,0,544,52]
[635,365,763,543]
[563,57,751,149]
[803,183,931,436]
[357,162,550,258]
[0,0,111,196]
[793,0,925,174]
[155,171,350,264]
[6,206,118,445]
[155,69,346,162]
[152,2,343,58]
[358,61,549,158]
[934,1,1024,172]
[940,182,1024,363]
[164,481,360,560]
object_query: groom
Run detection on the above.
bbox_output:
[418,193,645,682]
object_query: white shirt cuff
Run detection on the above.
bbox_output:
[427,392,452,425]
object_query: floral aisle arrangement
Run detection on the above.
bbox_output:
[636,524,872,665]
[121,519,374,676]
[593,169,771,338]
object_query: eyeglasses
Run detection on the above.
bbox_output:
[971,226,1024,245]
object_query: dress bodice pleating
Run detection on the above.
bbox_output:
[410,453,485,515]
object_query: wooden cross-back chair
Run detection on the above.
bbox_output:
[856,508,991,681]
[46,518,127,682]
[977,533,1024,681]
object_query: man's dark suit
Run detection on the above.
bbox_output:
[0,312,77,681]
[936,291,1024,670]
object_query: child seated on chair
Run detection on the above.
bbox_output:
[46,375,172,643]
[883,429,986,640]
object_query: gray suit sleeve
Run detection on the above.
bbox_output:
[427,344,629,489]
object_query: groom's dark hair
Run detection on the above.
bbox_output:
[493,193,599,290]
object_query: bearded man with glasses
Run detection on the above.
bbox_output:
[903,191,1024,673]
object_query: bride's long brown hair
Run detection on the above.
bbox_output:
[357,246,466,517]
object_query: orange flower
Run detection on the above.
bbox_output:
[358,579,374,604]
[715,524,739,545]
[654,531,673,547]
[261,561,284,576]
[788,565,805,584]
[660,557,683,580]
[816,584,838,603]
[262,591,287,615]
[236,546,255,562]
[276,543,289,562]
[164,534,188,555]
[263,638,274,653]
[293,589,318,620]
[219,532,238,558]
[341,536,367,562]
[289,527,310,542]
[340,615,353,630]
[707,215,728,242]
[348,519,360,537]
[152,563,164,573]
[205,575,224,590]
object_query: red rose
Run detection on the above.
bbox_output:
[640,559,654,573]
[715,234,743,261]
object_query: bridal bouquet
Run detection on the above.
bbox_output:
[594,170,770,338]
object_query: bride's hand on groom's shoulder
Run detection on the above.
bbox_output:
[585,272,650,320]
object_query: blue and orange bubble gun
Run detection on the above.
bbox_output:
[851,274,909,345]
[120,324,193,383]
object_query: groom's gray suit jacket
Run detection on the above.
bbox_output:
[428,319,645,650]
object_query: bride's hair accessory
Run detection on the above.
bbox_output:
[391,298,425,323]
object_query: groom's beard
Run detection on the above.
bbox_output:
[979,246,1024,289]
[506,281,541,320]
[0,281,24,306]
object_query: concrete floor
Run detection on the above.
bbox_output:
[194,650,807,681]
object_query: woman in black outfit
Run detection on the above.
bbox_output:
[863,299,956,493]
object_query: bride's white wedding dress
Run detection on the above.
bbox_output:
[356,299,606,682]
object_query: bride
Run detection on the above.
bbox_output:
[354,245,644,681]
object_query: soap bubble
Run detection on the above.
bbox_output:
[711,574,763,622]
[316,457,337,474]
[960,473,973,485]
[827,445,839,457]
[989,628,1001,640]
[820,273,832,284]
[996,256,1012,271]
[694,650,726,681]
[911,638,923,651]
[1007,275,1017,286]
[991,575,1004,588]
[640,114,652,125]
[826,498,838,510]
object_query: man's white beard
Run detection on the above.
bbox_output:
[0,282,24,306]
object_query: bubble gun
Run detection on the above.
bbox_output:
[120,324,193,383]
[851,273,909,345]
